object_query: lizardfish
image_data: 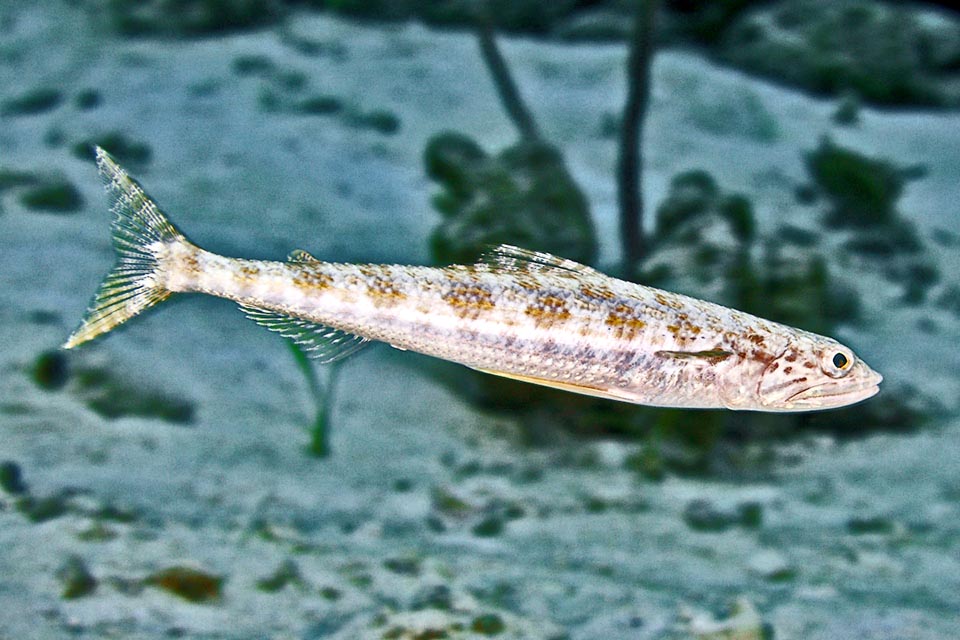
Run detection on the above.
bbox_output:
[63,148,882,412]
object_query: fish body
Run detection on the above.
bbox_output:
[64,148,882,412]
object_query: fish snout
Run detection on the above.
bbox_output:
[785,359,882,410]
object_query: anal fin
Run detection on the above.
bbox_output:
[239,303,368,363]
[471,367,637,403]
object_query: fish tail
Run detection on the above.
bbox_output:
[62,147,195,349]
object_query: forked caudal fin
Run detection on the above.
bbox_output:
[62,147,193,349]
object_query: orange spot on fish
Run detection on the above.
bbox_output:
[292,269,333,291]
[580,285,615,300]
[443,283,496,319]
[525,295,571,326]
[366,276,407,305]
[605,303,647,339]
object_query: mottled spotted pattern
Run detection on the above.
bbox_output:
[65,148,883,412]
[149,244,881,411]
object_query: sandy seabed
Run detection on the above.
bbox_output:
[1,3,959,638]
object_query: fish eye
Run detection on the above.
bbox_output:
[822,347,854,377]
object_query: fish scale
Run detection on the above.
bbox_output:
[63,148,882,412]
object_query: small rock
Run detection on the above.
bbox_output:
[737,501,764,528]
[383,556,421,577]
[56,555,97,599]
[847,515,895,535]
[295,95,344,115]
[393,478,414,492]
[76,522,118,543]
[319,585,342,600]
[683,597,768,639]
[30,350,70,390]
[107,575,145,596]
[144,566,223,603]
[471,612,506,635]
[683,499,734,533]
[748,549,796,581]
[472,514,505,537]
[346,108,400,135]
[73,89,103,111]
[232,54,275,76]
[410,584,452,611]
[832,91,861,126]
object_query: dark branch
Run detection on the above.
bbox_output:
[476,13,541,142]
[617,0,658,279]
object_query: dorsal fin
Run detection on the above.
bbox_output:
[478,244,599,277]
[239,303,368,363]
[288,249,322,265]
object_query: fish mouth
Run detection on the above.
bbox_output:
[786,370,883,409]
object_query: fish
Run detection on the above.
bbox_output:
[63,147,882,412]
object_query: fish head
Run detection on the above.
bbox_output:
[756,337,882,411]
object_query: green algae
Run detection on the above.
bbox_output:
[430,486,472,518]
[231,54,276,76]
[95,0,282,37]
[77,522,118,543]
[286,340,340,457]
[57,555,97,599]
[624,446,666,482]
[28,350,195,424]
[346,108,401,135]
[805,137,906,229]
[19,180,84,213]
[0,168,39,191]
[471,515,504,538]
[425,133,596,266]
[72,364,195,424]
[71,132,152,168]
[16,493,71,523]
[74,89,103,111]
[256,559,303,593]
[296,95,344,115]
[847,515,896,535]
[1,87,63,116]
[0,460,27,494]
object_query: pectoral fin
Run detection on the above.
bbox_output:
[655,349,733,361]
